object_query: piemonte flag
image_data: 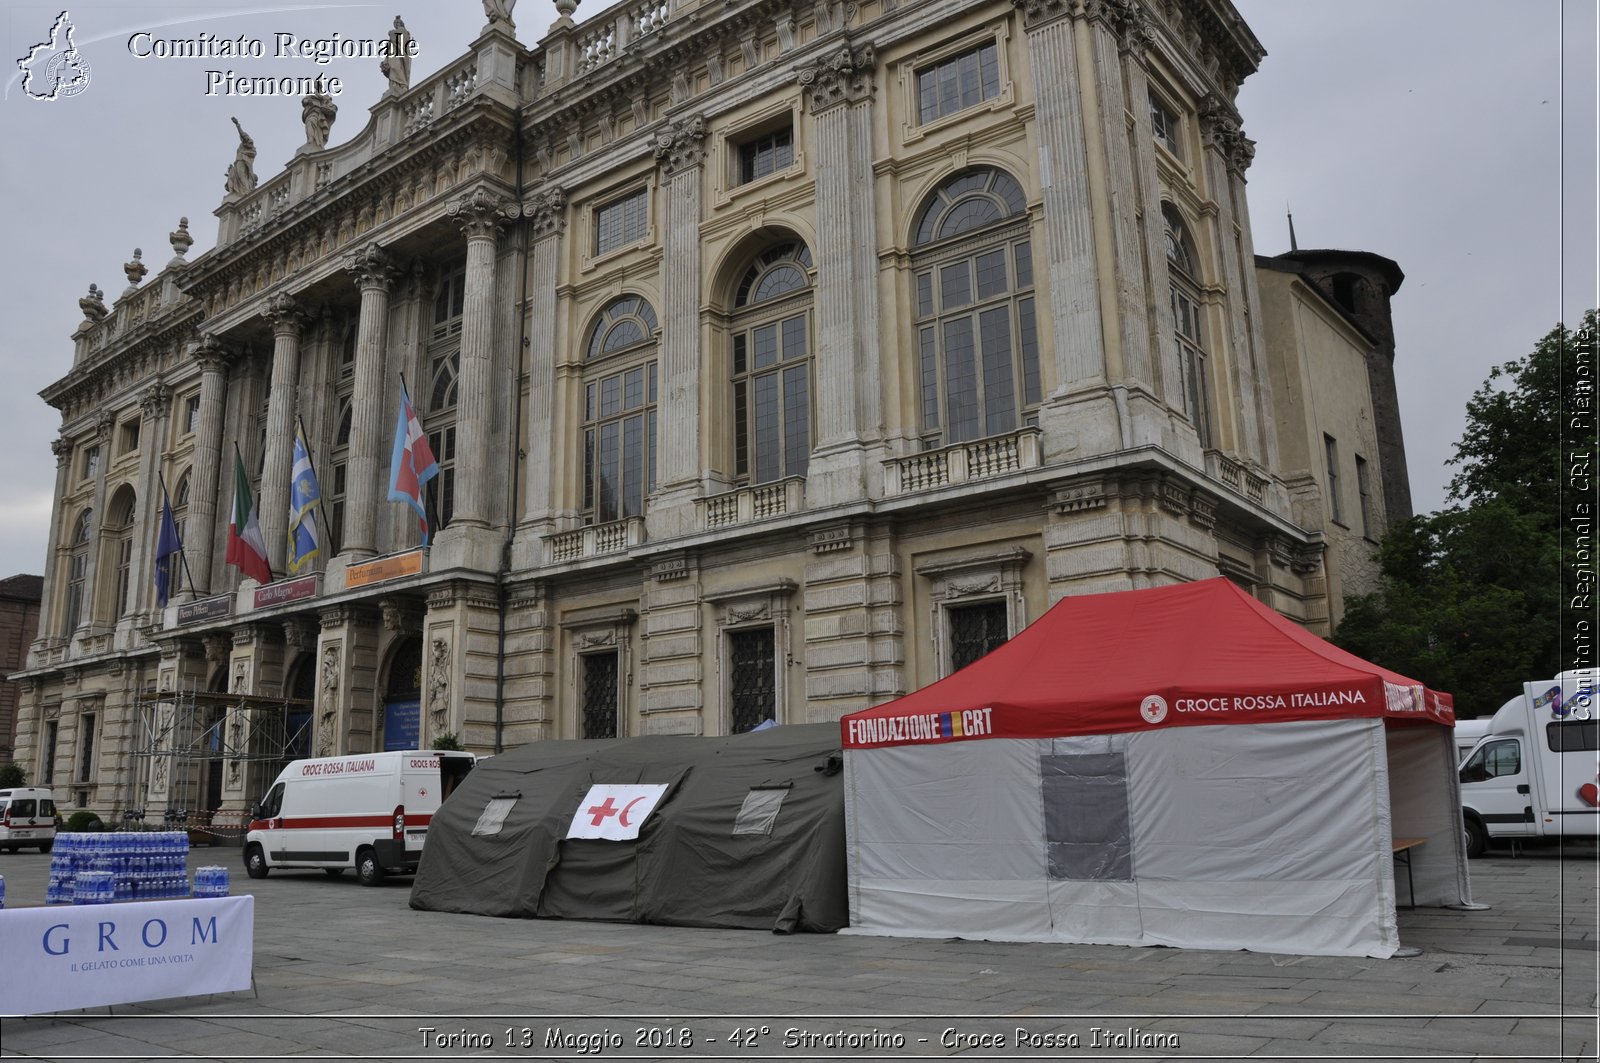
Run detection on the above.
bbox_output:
[225,448,272,584]
[388,378,439,546]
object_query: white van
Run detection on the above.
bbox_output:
[0,787,58,853]
[1459,670,1599,856]
[1453,717,1493,762]
[245,750,475,885]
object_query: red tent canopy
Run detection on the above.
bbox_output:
[842,578,1453,749]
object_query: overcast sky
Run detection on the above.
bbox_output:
[0,1,1594,581]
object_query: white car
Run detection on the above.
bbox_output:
[0,787,58,853]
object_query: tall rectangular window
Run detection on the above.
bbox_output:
[581,652,619,740]
[78,714,96,784]
[1149,95,1181,157]
[594,189,649,256]
[1355,454,1373,538]
[728,627,776,734]
[917,41,1001,124]
[82,445,101,482]
[184,395,201,435]
[65,551,87,632]
[43,720,58,785]
[1324,434,1343,524]
[114,537,133,617]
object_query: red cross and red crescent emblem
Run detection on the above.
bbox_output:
[566,784,669,840]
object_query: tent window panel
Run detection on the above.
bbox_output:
[732,787,788,836]
[1041,753,1133,881]
[472,795,520,837]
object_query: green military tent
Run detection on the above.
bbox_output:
[410,723,847,932]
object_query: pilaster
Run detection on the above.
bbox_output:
[637,555,704,723]
[80,413,112,634]
[188,336,235,595]
[499,579,553,750]
[342,244,399,559]
[423,579,499,747]
[514,186,567,567]
[315,603,382,755]
[648,115,708,539]
[131,382,173,620]
[36,438,73,649]
[801,522,904,718]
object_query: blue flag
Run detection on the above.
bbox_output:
[154,486,182,607]
[287,425,322,574]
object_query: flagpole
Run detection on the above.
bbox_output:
[295,413,337,560]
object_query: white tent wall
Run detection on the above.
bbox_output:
[844,739,1052,940]
[1125,719,1399,957]
[845,719,1414,957]
[1384,723,1475,907]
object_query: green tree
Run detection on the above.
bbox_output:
[1334,312,1595,716]
[0,762,26,788]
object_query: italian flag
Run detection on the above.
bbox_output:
[225,449,272,584]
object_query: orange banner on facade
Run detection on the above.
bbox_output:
[344,549,424,589]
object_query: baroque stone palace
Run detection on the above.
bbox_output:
[15,0,1412,819]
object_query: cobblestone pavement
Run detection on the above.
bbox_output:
[0,844,1594,1062]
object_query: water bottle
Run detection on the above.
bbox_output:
[0,872,7,909]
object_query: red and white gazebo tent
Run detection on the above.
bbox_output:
[840,578,1471,957]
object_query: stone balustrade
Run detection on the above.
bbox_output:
[882,427,1042,497]
[699,477,805,529]
[543,517,645,564]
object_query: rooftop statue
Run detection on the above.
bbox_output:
[224,117,258,196]
[381,16,412,95]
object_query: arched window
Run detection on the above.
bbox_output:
[64,509,93,633]
[427,350,459,531]
[731,242,814,483]
[171,470,191,595]
[107,486,137,618]
[911,167,1040,446]
[582,296,658,524]
[1163,203,1210,446]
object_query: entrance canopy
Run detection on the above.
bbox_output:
[843,578,1453,749]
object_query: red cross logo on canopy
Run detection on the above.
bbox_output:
[567,783,669,840]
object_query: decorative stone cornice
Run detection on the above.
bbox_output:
[449,187,519,240]
[345,242,399,291]
[1010,0,1074,31]
[653,114,708,176]
[1199,93,1255,174]
[264,291,308,337]
[797,42,876,115]
[523,185,568,240]
[140,382,172,418]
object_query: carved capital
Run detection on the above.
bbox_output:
[140,382,173,418]
[1083,0,1154,51]
[345,242,399,291]
[653,114,708,176]
[264,291,308,337]
[51,436,73,466]
[523,185,568,240]
[449,187,519,240]
[798,42,876,115]
[282,616,314,652]
[1199,93,1256,174]
[1011,0,1074,31]
[203,632,231,667]
[191,334,234,375]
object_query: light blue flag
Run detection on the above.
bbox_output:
[287,425,322,574]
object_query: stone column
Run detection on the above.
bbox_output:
[259,293,307,575]
[80,413,112,630]
[648,115,708,538]
[132,382,173,617]
[1197,94,1265,466]
[446,189,516,530]
[1012,0,1114,459]
[516,186,567,560]
[800,40,883,504]
[342,244,399,558]
[187,336,233,596]
[37,437,73,643]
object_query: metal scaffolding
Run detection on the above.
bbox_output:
[125,686,313,827]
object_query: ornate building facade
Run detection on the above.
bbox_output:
[14,0,1412,819]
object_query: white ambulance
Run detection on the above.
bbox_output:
[1459,670,1599,856]
[245,750,475,885]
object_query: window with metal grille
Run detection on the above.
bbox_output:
[44,720,58,784]
[78,713,96,784]
[948,600,1008,672]
[732,242,813,483]
[581,652,619,740]
[728,627,776,734]
[738,125,794,184]
[911,168,1039,447]
[917,41,1000,124]
[595,188,648,256]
